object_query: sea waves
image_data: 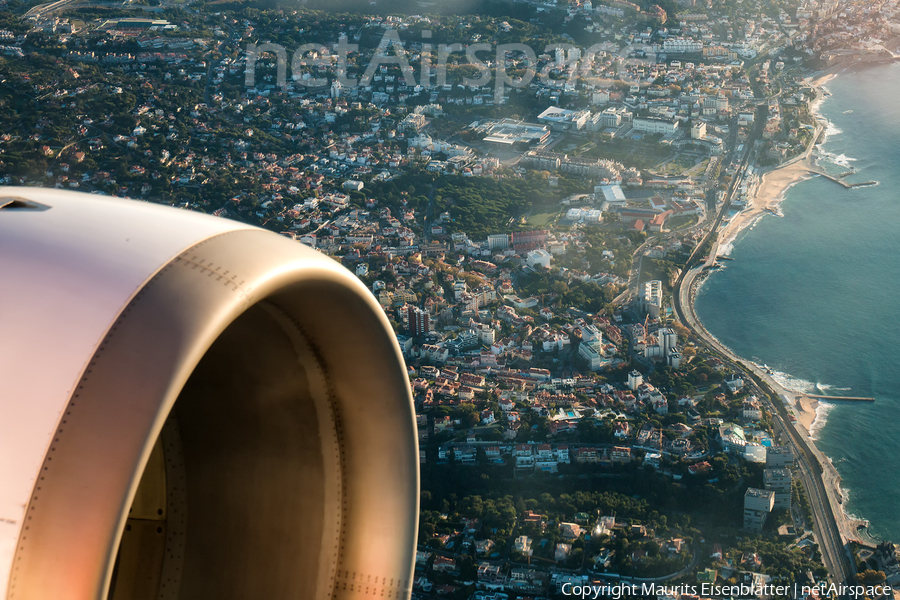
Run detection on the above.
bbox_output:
[824,121,843,137]
[809,402,836,441]
[817,149,857,169]
[765,367,816,394]
[814,383,852,392]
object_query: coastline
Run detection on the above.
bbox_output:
[715,157,817,254]
[682,271,873,548]
[715,73,837,254]
[686,70,877,547]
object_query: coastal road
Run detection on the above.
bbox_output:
[674,237,854,587]
[671,82,855,587]
[674,217,855,586]
[25,0,76,18]
[769,403,855,585]
[675,262,854,586]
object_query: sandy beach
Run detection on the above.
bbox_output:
[715,74,839,252]
[717,157,817,250]
[790,392,820,433]
[711,71,851,438]
[687,66,877,542]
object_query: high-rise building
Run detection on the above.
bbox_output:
[555,46,566,66]
[766,445,794,469]
[579,342,603,371]
[581,325,603,348]
[691,121,707,139]
[487,233,509,251]
[407,305,430,336]
[764,468,792,510]
[642,280,663,319]
[658,328,677,356]
[627,369,643,390]
[743,488,774,532]
[667,352,681,368]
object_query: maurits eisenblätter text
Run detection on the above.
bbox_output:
[561,583,893,599]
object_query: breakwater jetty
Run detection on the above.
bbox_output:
[813,170,877,188]
[806,394,875,403]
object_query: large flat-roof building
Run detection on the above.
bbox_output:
[599,106,633,128]
[743,488,774,532]
[511,229,548,252]
[766,445,794,469]
[598,184,627,207]
[663,38,704,54]
[103,18,171,29]
[479,119,551,146]
[526,248,552,269]
[633,117,679,135]
[764,468,792,510]
[537,107,591,131]
[642,280,663,319]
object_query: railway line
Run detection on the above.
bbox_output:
[671,99,855,588]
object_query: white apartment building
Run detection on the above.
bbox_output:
[743,488,775,531]
[663,38,704,54]
[526,249,552,269]
[764,468,792,510]
[642,280,663,319]
[632,117,678,135]
[487,233,509,250]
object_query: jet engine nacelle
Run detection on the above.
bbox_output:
[0,188,418,600]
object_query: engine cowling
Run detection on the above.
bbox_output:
[0,188,418,600]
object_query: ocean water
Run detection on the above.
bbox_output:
[694,62,900,542]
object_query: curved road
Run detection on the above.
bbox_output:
[675,271,853,586]
[670,95,854,585]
